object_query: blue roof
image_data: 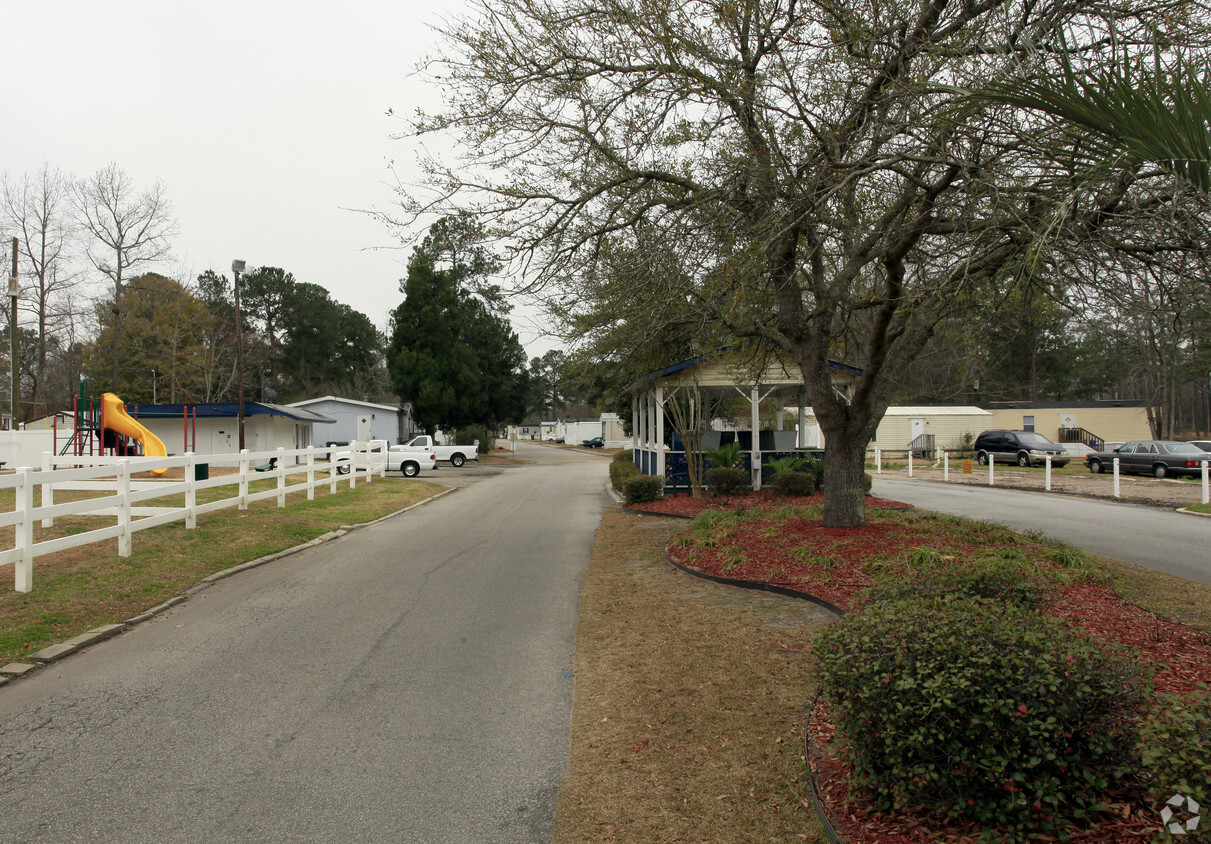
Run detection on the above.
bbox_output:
[121,402,336,424]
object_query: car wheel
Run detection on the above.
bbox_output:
[1153,463,1168,479]
[336,464,350,476]
[402,461,420,477]
[450,453,465,468]
[976,451,989,465]
[1089,459,1103,474]
[1017,453,1031,468]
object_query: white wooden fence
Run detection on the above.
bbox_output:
[0,441,390,593]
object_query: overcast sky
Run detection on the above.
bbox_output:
[8,0,556,355]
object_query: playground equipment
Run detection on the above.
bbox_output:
[58,379,168,476]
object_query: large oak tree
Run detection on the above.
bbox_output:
[395,0,1207,525]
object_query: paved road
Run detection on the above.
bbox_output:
[0,443,612,843]
[873,477,1211,585]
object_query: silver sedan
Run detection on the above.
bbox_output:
[1085,440,1211,478]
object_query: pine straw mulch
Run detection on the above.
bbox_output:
[626,491,1211,842]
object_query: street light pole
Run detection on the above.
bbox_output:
[232,259,246,450]
[9,237,18,430]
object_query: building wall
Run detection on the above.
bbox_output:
[986,406,1151,443]
[800,408,991,451]
[289,398,405,445]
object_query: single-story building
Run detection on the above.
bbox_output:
[555,414,628,447]
[980,401,1151,449]
[114,402,336,458]
[795,405,992,455]
[287,396,414,445]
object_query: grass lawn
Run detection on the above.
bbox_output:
[0,476,444,664]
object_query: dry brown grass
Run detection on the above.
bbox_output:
[556,507,834,843]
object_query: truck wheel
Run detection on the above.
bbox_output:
[337,464,351,476]
[402,461,420,477]
[450,453,465,468]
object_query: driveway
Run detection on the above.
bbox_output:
[0,445,612,843]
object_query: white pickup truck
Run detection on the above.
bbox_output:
[391,435,480,468]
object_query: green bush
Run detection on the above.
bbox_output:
[610,459,642,490]
[705,466,751,496]
[814,595,1150,835]
[612,449,634,464]
[771,470,816,497]
[453,425,493,452]
[706,441,743,469]
[1141,685,1211,821]
[622,474,665,504]
[862,561,1046,611]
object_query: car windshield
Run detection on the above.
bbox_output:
[1016,433,1056,447]
[1163,443,1205,455]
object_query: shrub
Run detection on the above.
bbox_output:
[804,457,826,488]
[771,470,816,497]
[612,449,634,464]
[609,460,642,490]
[622,474,665,504]
[863,561,1046,611]
[453,425,493,452]
[1140,686,1211,814]
[706,441,743,469]
[705,466,750,496]
[814,595,1150,835]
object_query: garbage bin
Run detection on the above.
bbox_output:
[195,463,209,481]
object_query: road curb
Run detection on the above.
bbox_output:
[0,485,458,684]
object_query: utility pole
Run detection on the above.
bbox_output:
[9,237,17,430]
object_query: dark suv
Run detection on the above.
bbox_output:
[973,430,1070,468]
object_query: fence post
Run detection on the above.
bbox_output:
[907,450,913,478]
[1045,454,1052,491]
[15,467,34,593]
[348,441,358,490]
[1113,458,1121,498]
[1202,460,1208,505]
[277,446,287,507]
[943,450,949,481]
[306,446,316,501]
[329,445,339,494]
[185,452,197,529]
[117,459,132,557]
[989,454,995,486]
[41,451,54,528]
[875,448,881,474]
[239,449,250,510]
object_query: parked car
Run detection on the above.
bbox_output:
[391,435,479,468]
[1085,440,1211,478]
[581,436,604,448]
[973,430,1070,468]
[334,449,437,477]
[1188,440,1211,453]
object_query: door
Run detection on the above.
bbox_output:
[910,418,925,446]
[357,414,372,442]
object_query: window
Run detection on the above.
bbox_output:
[1022,415,1035,432]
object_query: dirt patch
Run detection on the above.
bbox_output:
[555,507,836,843]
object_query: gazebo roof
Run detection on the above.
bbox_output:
[628,348,862,396]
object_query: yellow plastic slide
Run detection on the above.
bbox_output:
[101,392,168,476]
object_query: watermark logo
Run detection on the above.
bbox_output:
[1160,793,1201,836]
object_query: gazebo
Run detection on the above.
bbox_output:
[628,349,862,491]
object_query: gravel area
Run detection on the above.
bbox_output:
[876,462,1210,509]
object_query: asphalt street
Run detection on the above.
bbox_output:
[0,442,612,843]
[873,477,1211,585]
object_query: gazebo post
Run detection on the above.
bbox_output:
[655,386,665,480]
[751,385,761,488]
[798,389,808,448]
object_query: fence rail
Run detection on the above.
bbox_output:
[0,441,389,593]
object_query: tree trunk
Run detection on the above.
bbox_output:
[820,432,868,528]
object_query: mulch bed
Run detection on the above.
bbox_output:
[629,491,1211,842]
